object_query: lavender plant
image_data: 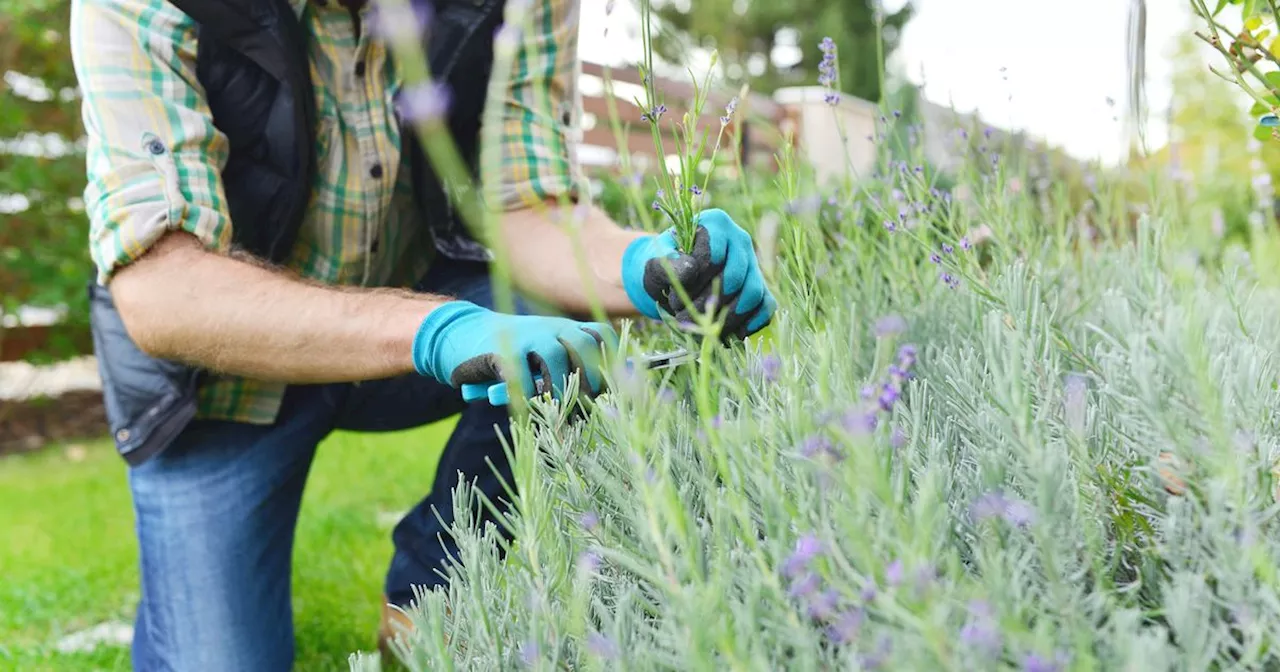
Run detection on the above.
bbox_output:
[348,6,1280,672]
[634,0,737,253]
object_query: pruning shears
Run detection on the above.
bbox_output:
[460,347,698,406]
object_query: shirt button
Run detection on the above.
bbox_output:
[369,163,383,179]
[354,61,366,77]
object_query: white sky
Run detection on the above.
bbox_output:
[579,0,1193,166]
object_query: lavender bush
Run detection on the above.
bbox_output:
[352,3,1280,670]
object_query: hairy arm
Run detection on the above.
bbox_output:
[72,0,447,383]
[499,203,648,317]
[110,233,446,382]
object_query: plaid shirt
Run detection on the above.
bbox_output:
[72,0,584,424]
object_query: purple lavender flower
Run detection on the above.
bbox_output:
[825,608,864,644]
[788,572,821,598]
[369,0,433,42]
[396,82,452,124]
[519,639,540,665]
[806,588,841,621]
[799,433,834,459]
[1003,499,1036,527]
[585,631,620,659]
[860,579,878,602]
[896,344,918,369]
[970,490,1036,528]
[720,96,739,125]
[1021,652,1067,672]
[883,220,896,232]
[655,188,665,198]
[874,314,907,338]
[960,236,972,250]
[579,511,600,531]
[877,385,900,412]
[782,534,825,577]
[969,491,1009,522]
[651,200,661,211]
[942,243,954,254]
[841,408,877,435]
[577,550,601,574]
[929,253,942,264]
[885,559,904,586]
[818,37,839,105]
[960,599,1002,656]
[689,184,703,196]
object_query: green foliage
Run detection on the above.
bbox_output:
[0,0,92,360]
[1190,0,1280,142]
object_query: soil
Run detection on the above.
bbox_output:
[0,390,109,458]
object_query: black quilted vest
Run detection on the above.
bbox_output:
[87,0,505,466]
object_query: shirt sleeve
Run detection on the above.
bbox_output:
[490,0,584,211]
[71,0,233,285]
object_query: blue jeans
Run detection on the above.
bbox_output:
[127,259,528,671]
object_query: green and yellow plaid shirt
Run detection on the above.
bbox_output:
[72,0,584,424]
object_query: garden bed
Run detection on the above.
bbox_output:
[0,390,108,457]
[0,356,106,456]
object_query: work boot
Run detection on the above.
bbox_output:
[377,594,416,667]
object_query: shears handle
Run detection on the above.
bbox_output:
[459,348,694,406]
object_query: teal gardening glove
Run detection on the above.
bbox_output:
[622,208,777,339]
[413,301,619,403]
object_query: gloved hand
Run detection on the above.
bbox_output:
[622,208,777,340]
[413,301,619,401]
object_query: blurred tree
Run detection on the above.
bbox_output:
[649,0,913,104]
[0,0,94,362]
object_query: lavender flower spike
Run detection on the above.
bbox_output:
[721,96,739,125]
[782,534,825,577]
[874,314,907,338]
[396,81,452,125]
[585,631,620,659]
[369,0,433,43]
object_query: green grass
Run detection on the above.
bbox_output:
[0,419,458,671]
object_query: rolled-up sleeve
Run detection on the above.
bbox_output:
[491,0,583,211]
[71,0,232,285]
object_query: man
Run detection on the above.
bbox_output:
[70,0,776,669]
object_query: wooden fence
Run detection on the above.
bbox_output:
[575,61,796,176]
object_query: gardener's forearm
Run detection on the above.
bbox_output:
[108,231,447,382]
[500,203,649,317]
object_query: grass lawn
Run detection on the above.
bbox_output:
[0,418,458,671]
